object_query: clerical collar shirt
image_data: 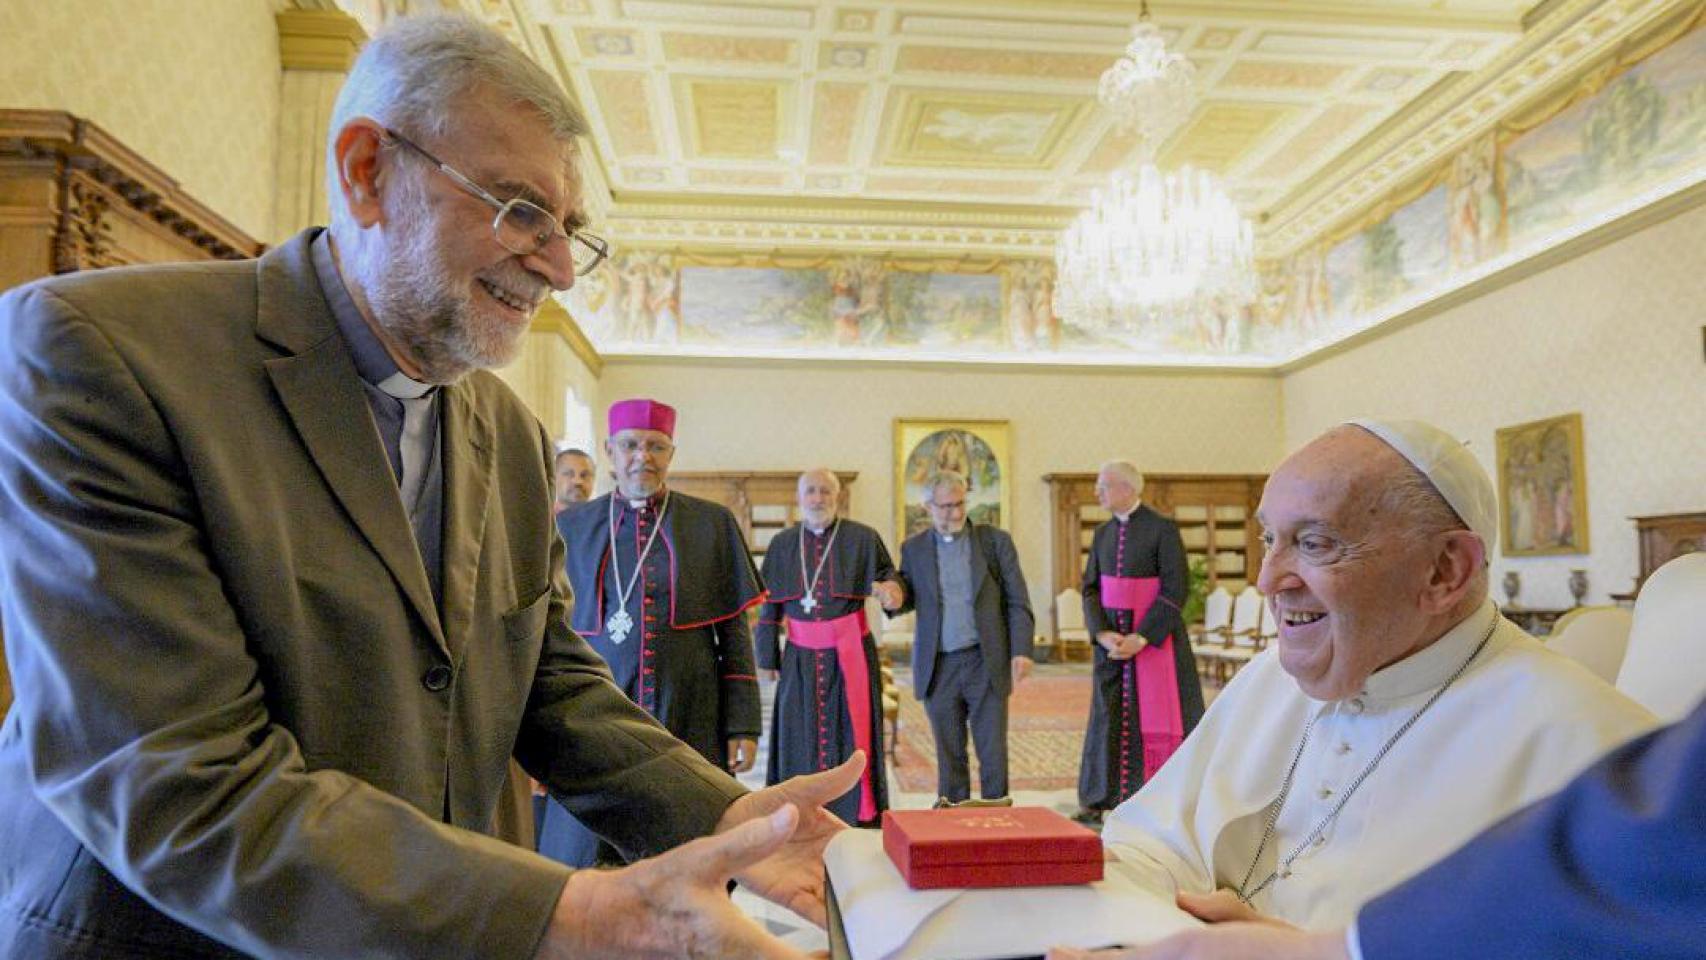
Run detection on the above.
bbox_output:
[1101,598,1656,929]
[311,232,444,602]
[934,530,978,653]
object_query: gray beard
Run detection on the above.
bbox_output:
[359,183,526,384]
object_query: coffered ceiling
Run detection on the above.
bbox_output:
[455,0,1562,253]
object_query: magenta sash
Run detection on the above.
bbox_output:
[1100,575,1160,621]
[1134,636,1184,777]
[785,609,877,822]
[1103,575,1183,777]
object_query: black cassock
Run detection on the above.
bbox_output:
[1076,505,1205,811]
[755,519,894,827]
[540,488,764,866]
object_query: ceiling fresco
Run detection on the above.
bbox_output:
[422,0,1706,366]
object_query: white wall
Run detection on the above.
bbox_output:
[597,359,1286,615]
[496,329,602,446]
[0,1,283,241]
[1283,200,1706,608]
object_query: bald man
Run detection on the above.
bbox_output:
[1074,459,1204,826]
[1087,420,1653,932]
[754,469,903,826]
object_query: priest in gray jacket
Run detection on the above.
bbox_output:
[891,470,1036,803]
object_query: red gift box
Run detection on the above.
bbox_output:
[881,807,1103,890]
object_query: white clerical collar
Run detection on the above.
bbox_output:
[1359,599,1500,704]
[1115,501,1141,523]
[376,370,435,401]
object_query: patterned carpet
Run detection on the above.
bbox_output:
[891,668,1091,794]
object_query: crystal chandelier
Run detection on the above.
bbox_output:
[1097,1,1196,154]
[1055,165,1255,327]
[1054,1,1256,332]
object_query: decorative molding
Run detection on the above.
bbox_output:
[605,215,1060,255]
[1277,171,1706,373]
[1262,0,1688,255]
[55,180,116,274]
[277,9,368,72]
[1,110,264,263]
[532,298,605,375]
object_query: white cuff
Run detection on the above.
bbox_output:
[1344,919,1366,960]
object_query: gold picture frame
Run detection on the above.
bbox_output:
[1495,412,1590,556]
[893,419,1012,544]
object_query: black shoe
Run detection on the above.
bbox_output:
[1070,807,1105,826]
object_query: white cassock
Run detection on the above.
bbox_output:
[1103,600,1657,929]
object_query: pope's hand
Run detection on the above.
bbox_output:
[717,752,865,926]
[533,806,820,960]
[727,737,759,774]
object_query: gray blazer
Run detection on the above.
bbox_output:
[895,523,1035,699]
[0,231,743,959]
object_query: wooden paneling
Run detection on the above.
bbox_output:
[0,110,263,293]
[1045,472,1268,617]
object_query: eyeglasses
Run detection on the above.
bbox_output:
[611,438,674,457]
[927,499,967,513]
[385,128,609,277]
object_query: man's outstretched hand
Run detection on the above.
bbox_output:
[718,751,866,926]
[534,806,819,959]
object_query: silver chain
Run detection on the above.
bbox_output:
[1236,616,1498,905]
[796,518,841,609]
[608,490,671,616]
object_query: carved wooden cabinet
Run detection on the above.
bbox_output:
[1632,511,1706,592]
[665,471,857,566]
[1045,473,1268,605]
[1,110,262,293]
[1,110,262,720]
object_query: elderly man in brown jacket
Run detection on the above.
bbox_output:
[0,15,853,960]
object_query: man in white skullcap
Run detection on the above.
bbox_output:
[1089,419,1655,933]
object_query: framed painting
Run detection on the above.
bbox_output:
[1495,412,1590,556]
[893,419,1012,543]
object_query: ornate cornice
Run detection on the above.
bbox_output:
[605,216,1060,255]
[0,110,264,262]
[1262,0,1688,256]
[532,298,605,375]
[277,9,368,72]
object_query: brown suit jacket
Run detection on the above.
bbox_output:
[0,230,743,958]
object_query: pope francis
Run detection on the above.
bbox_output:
[1098,418,1655,930]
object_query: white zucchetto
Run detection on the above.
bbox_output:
[1346,418,1499,555]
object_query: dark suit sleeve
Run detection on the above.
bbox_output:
[871,531,899,586]
[992,531,1035,659]
[1356,703,1706,960]
[1082,525,1109,636]
[0,285,571,959]
[1135,518,1186,642]
[753,546,785,671]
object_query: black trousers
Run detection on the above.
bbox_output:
[922,647,1009,802]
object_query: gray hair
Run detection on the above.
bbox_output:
[1098,460,1144,496]
[928,471,969,499]
[1378,457,1490,597]
[326,14,588,221]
